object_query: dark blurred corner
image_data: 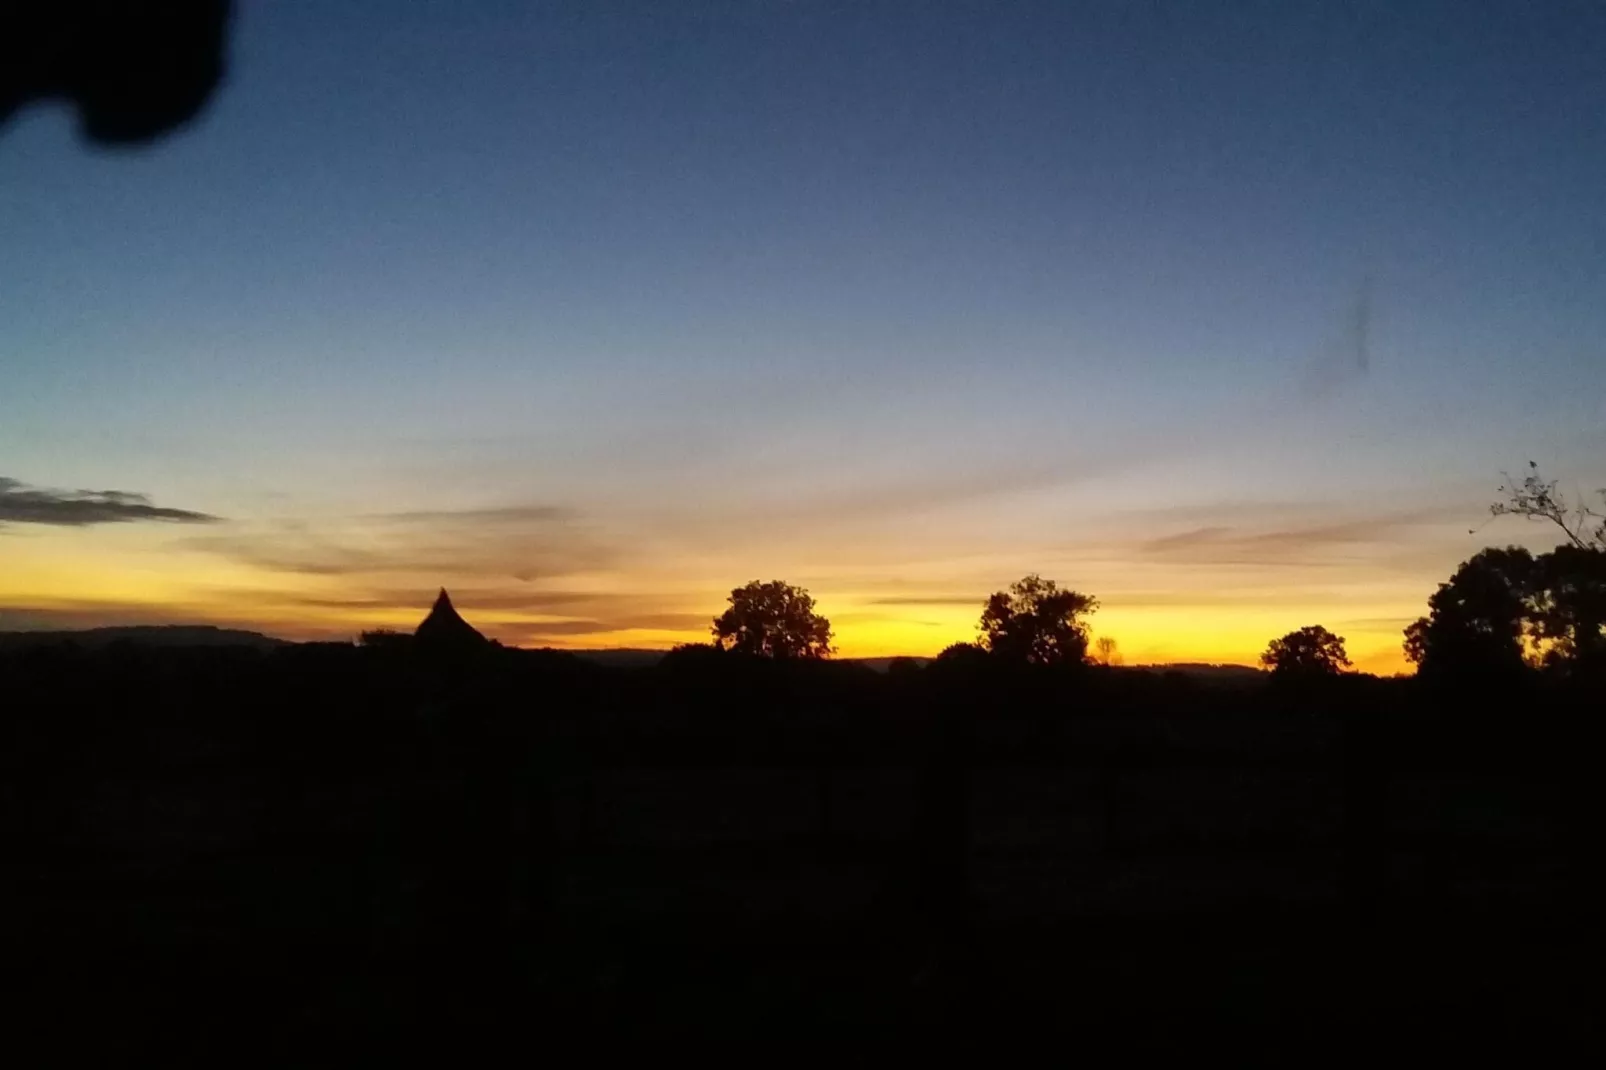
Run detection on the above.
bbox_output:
[1,0,232,145]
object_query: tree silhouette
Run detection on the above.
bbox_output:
[1403,547,1536,679]
[711,580,833,659]
[887,656,923,676]
[1093,636,1122,667]
[358,628,412,650]
[1261,625,1350,677]
[1528,545,1606,674]
[1491,462,1605,551]
[978,574,1098,665]
[659,641,725,673]
[937,642,981,660]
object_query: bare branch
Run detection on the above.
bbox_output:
[1490,462,1604,551]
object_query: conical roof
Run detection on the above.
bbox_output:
[414,588,489,647]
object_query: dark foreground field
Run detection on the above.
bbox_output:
[5,643,1593,1058]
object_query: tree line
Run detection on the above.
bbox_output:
[703,464,1606,682]
[1405,464,1606,680]
[705,572,1351,678]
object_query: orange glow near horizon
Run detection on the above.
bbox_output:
[0,491,1487,679]
[0,536,1421,675]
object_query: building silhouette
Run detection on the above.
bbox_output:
[414,588,490,650]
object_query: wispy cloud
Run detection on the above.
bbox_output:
[495,612,711,639]
[1105,588,1397,609]
[1141,526,1236,554]
[179,531,387,576]
[1335,616,1418,631]
[0,476,219,528]
[372,505,577,525]
[865,594,981,606]
[0,603,196,630]
[285,588,630,612]
[1135,508,1459,567]
[177,501,613,580]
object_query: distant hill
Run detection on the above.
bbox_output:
[566,650,1262,678]
[0,625,287,651]
[570,648,669,669]
[845,656,933,673]
[570,649,940,672]
[1127,662,1265,683]
[0,632,1268,680]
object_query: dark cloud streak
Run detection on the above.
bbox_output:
[0,476,220,528]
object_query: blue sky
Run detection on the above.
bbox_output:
[2,1,1603,667]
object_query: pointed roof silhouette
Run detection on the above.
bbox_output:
[414,588,490,648]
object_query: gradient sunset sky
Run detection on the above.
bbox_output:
[3,1,1604,672]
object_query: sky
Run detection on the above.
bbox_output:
[3,0,1604,672]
